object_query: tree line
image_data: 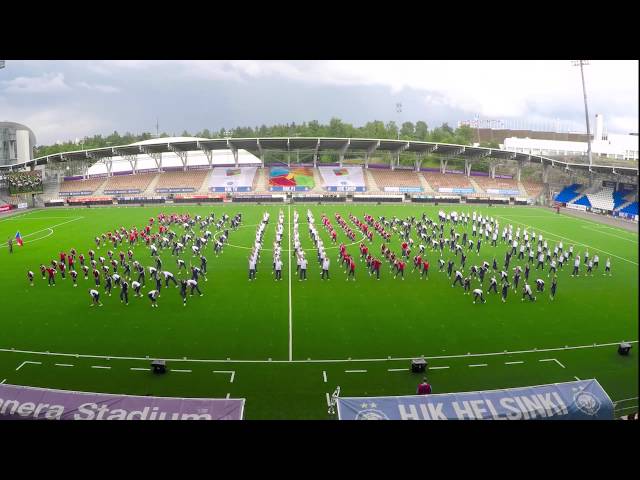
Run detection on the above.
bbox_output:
[35,118,500,158]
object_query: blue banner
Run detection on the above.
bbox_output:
[337,380,613,420]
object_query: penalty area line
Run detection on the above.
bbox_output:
[16,361,41,371]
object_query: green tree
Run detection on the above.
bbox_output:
[414,121,429,141]
[400,121,415,139]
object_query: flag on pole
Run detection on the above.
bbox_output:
[15,231,23,246]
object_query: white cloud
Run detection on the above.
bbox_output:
[76,81,120,93]
[2,72,71,94]
[143,60,638,132]
[0,98,108,145]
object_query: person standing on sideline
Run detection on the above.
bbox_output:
[417,378,432,395]
[8,238,13,254]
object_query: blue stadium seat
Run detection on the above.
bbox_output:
[554,184,582,203]
[573,195,591,208]
[613,190,632,209]
[621,202,638,215]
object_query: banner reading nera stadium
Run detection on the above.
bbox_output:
[0,384,244,420]
[337,380,613,420]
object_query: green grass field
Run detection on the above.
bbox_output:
[0,204,637,419]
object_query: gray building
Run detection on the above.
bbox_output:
[0,122,37,167]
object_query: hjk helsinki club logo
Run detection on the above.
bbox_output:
[573,388,601,416]
[355,402,389,420]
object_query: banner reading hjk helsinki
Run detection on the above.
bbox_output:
[337,380,613,420]
[0,384,245,420]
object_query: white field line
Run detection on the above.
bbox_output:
[171,369,192,373]
[226,393,230,399]
[574,376,581,381]
[616,405,640,413]
[0,379,6,384]
[0,210,42,223]
[91,365,111,369]
[469,364,488,367]
[583,226,638,243]
[387,368,407,372]
[2,216,84,248]
[505,361,524,365]
[428,366,450,370]
[55,363,74,367]
[326,392,331,407]
[323,370,327,382]
[15,360,41,371]
[613,397,639,404]
[213,370,235,383]
[1,340,636,364]
[539,358,566,368]
[345,369,367,373]
[130,367,148,371]
[493,214,638,265]
[288,205,293,361]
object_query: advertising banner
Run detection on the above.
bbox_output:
[0,383,244,420]
[383,187,423,193]
[209,167,257,192]
[17,203,28,209]
[156,188,196,193]
[438,187,474,194]
[486,188,521,196]
[337,379,613,420]
[104,189,141,195]
[318,167,365,191]
[566,203,587,211]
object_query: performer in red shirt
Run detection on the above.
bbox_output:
[422,259,430,279]
[47,267,56,286]
[395,260,405,279]
[347,258,356,280]
[417,378,432,395]
[58,261,66,279]
[372,258,381,280]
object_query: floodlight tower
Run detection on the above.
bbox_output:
[396,102,402,140]
[572,60,593,167]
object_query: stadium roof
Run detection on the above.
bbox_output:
[2,136,638,177]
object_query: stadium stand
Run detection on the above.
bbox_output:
[554,184,583,203]
[573,194,592,208]
[102,173,156,194]
[155,170,210,193]
[422,172,474,193]
[59,177,107,195]
[520,180,544,199]
[613,189,634,209]
[368,169,422,190]
[620,201,638,216]
[472,176,522,195]
[586,187,615,211]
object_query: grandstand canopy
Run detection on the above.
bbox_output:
[3,136,637,177]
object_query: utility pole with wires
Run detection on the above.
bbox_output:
[572,60,593,167]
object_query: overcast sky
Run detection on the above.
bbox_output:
[0,60,637,145]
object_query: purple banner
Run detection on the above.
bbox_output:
[0,384,244,420]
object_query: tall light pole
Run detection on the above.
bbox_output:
[572,60,593,167]
[396,102,402,140]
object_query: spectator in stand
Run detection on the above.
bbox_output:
[417,378,432,395]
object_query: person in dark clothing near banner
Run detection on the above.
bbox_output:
[417,378,432,395]
[8,238,13,254]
